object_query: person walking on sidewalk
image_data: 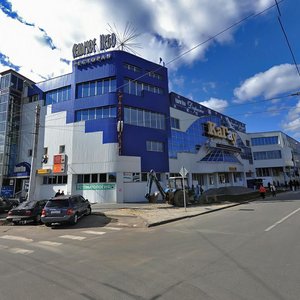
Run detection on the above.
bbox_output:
[270,184,276,197]
[259,185,266,199]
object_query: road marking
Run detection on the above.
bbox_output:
[59,235,86,240]
[82,231,106,235]
[38,241,62,246]
[265,207,300,232]
[9,248,34,255]
[0,235,33,243]
[105,227,122,231]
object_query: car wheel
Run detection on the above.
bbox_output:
[72,213,78,225]
[45,223,52,227]
[35,214,41,224]
[85,206,91,216]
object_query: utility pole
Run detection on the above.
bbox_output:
[27,104,40,201]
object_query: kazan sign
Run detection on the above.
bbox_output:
[206,121,237,144]
[72,33,116,59]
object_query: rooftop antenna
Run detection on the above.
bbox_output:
[107,22,142,56]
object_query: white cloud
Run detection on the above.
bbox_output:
[0,0,274,81]
[282,100,300,136]
[233,64,300,103]
[200,97,228,113]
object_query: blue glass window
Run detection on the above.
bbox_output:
[75,106,116,122]
[76,77,116,99]
[124,107,165,130]
[45,86,71,105]
[251,136,278,146]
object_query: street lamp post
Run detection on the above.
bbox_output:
[27,104,40,201]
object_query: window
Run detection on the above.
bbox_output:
[76,173,115,183]
[43,147,48,155]
[99,173,106,182]
[124,106,166,130]
[124,63,141,73]
[75,106,116,122]
[253,150,282,160]
[256,168,270,177]
[251,136,279,146]
[59,145,65,154]
[83,174,90,183]
[141,173,148,182]
[209,175,214,185]
[76,77,116,99]
[45,86,71,105]
[219,173,229,184]
[147,70,163,80]
[146,140,164,152]
[124,78,163,96]
[91,174,98,183]
[43,175,68,184]
[171,117,180,129]
[108,173,116,182]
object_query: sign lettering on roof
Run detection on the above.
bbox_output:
[72,33,116,59]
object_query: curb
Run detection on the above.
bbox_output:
[146,202,248,227]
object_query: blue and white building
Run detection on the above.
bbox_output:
[0,40,262,203]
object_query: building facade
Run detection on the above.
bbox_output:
[0,48,297,203]
[248,131,300,186]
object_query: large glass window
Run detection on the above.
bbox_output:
[76,77,116,99]
[251,136,279,146]
[253,150,282,160]
[46,86,71,105]
[76,173,116,183]
[42,175,68,184]
[201,148,241,163]
[124,106,165,130]
[75,106,116,122]
[124,78,163,96]
[146,141,164,152]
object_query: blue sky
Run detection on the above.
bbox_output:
[0,0,300,139]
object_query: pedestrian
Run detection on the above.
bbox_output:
[270,184,276,197]
[55,189,61,197]
[61,190,65,195]
[259,185,266,199]
[200,185,204,195]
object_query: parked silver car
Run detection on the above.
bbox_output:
[41,195,91,227]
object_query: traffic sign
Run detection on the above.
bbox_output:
[179,167,188,177]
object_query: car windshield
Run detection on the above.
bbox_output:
[46,200,69,208]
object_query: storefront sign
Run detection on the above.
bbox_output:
[72,33,116,59]
[76,183,116,190]
[53,154,66,174]
[37,169,51,174]
[13,162,31,177]
[206,121,237,144]
[73,53,112,67]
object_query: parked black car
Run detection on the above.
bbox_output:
[41,195,91,227]
[6,199,48,225]
[0,197,19,213]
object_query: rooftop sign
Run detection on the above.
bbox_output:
[72,33,116,59]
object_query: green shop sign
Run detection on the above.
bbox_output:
[76,183,116,191]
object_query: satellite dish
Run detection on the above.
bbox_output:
[107,22,142,56]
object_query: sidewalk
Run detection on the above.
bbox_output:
[90,201,247,227]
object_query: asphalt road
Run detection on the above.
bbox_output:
[0,191,300,300]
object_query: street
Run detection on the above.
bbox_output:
[0,191,300,299]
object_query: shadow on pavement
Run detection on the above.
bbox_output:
[46,215,118,230]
